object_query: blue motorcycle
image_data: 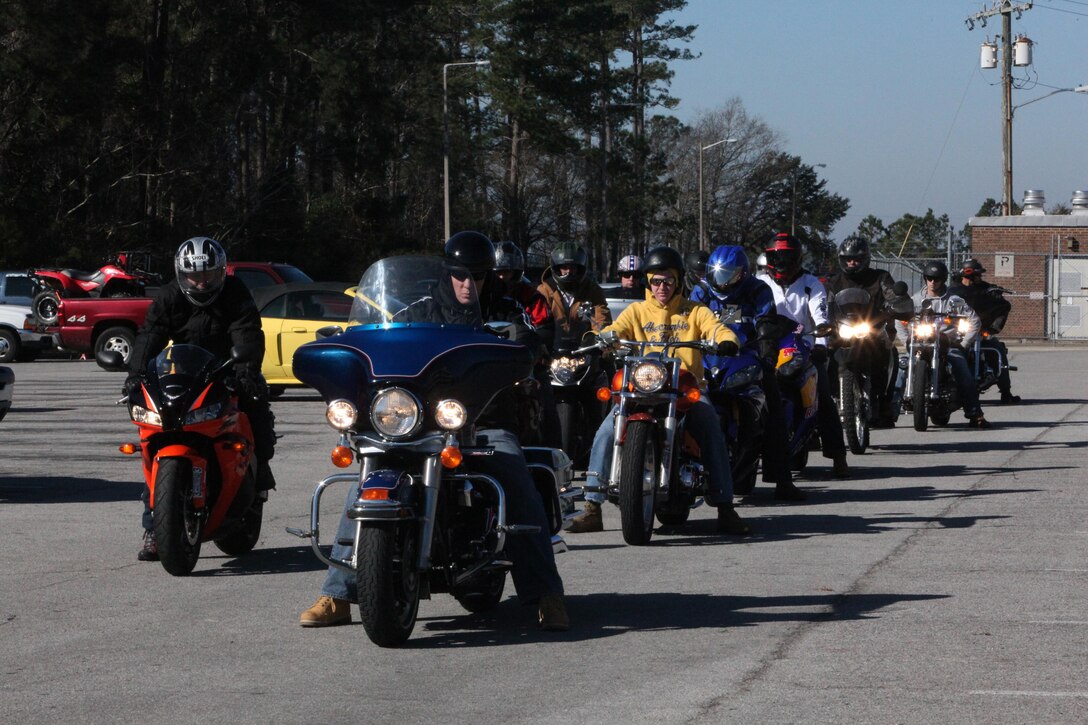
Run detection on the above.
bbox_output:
[702,306,767,496]
[287,256,571,646]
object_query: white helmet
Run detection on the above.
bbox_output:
[175,237,227,307]
[617,254,642,274]
[755,252,768,273]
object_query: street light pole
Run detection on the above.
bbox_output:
[698,138,737,251]
[443,60,490,241]
[791,162,826,236]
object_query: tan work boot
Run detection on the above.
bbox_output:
[299,595,352,627]
[566,501,603,533]
[538,592,570,631]
[832,453,850,478]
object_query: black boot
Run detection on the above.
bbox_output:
[257,459,277,493]
[774,480,807,502]
[717,505,751,535]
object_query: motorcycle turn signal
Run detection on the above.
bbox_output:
[331,445,354,468]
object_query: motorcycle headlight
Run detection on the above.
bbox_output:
[837,323,856,340]
[434,399,467,431]
[184,401,223,425]
[326,399,358,431]
[130,404,162,427]
[549,355,587,384]
[630,361,667,393]
[370,388,421,439]
[957,318,970,334]
[914,323,934,339]
[724,364,761,390]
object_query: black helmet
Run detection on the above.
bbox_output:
[444,231,495,277]
[175,237,227,307]
[643,246,685,298]
[838,236,871,278]
[765,232,803,283]
[961,258,986,279]
[923,261,948,284]
[550,242,588,292]
[493,240,525,274]
[684,249,709,290]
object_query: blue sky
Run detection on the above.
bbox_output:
[664,0,1088,237]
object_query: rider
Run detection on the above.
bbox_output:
[538,242,612,347]
[614,253,644,299]
[568,246,751,536]
[948,258,1019,404]
[823,236,913,426]
[125,237,277,561]
[684,249,710,299]
[910,261,991,429]
[758,232,850,478]
[694,244,806,502]
[299,232,570,631]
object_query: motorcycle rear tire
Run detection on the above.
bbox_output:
[912,365,929,432]
[32,290,60,327]
[453,570,507,613]
[153,458,203,576]
[356,524,420,647]
[618,420,657,546]
[214,500,263,556]
[840,370,868,455]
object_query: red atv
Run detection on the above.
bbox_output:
[30,251,159,326]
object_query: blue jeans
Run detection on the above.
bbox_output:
[321,428,563,605]
[584,399,734,506]
[947,347,983,418]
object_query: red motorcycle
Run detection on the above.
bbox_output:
[98,343,264,576]
[30,252,157,326]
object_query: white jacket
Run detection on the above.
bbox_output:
[757,271,830,348]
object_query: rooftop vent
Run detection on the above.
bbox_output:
[1071,190,1088,216]
[1022,189,1046,215]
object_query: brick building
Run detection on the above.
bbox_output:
[967,190,1088,341]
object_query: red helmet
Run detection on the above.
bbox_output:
[765,232,803,283]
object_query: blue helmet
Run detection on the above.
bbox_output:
[706,245,750,295]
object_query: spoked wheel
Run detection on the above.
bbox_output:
[618,420,658,545]
[153,458,203,576]
[840,370,869,455]
[912,364,929,432]
[356,524,421,647]
[453,569,507,613]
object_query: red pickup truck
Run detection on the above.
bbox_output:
[48,262,311,363]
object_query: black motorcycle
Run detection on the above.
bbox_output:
[549,337,608,466]
[903,301,970,431]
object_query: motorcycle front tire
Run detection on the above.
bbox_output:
[153,458,203,576]
[912,365,929,432]
[840,370,868,455]
[618,420,657,546]
[356,524,421,647]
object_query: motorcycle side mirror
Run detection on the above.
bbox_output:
[892,281,908,296]
[920,299,933,312]
[96,350,126,372]
[315,325,343,340]
[230,343,262,366]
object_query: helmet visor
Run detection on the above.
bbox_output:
[178,267,226,303]
[708,263,743,293]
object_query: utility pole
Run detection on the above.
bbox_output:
[966,1,1033,216]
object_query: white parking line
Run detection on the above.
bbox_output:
[1028,620,1088,625]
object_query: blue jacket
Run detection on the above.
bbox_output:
[691,275,776,347]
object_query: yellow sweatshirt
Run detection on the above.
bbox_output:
[603,290,738,387]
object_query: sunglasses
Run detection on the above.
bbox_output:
[648,277,676,288]
[451,269,488,282]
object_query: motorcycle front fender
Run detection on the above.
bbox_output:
[348,468,417,522]
[150,445,209,510]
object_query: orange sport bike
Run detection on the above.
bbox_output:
[98,343,264,575]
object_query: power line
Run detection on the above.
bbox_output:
[1035,4,1088,16]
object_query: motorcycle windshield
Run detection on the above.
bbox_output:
[149,344,217,401]
[348,256,481,328]
[833,288,872,317]
[296,256,533,424]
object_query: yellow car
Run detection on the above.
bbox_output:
[252,282,355,394]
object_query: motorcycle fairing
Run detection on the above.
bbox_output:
[294,325,533,424]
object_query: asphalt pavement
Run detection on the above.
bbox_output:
[1,346,1085,724]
